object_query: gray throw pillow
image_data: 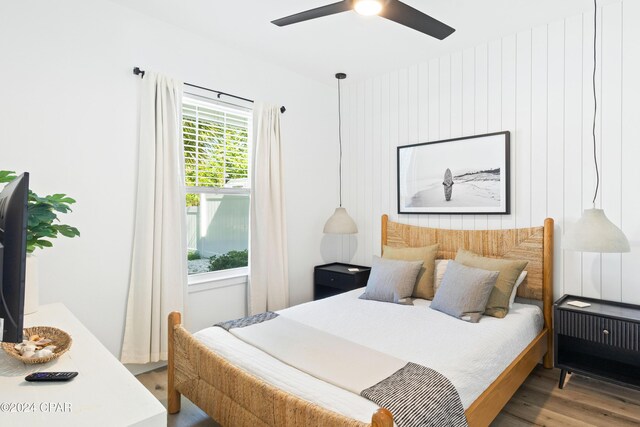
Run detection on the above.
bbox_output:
[430,261,499,323]
[359,256,423,305]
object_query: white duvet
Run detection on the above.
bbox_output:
[194,289,543,423]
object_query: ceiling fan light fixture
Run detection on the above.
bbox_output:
[354,0,384,16]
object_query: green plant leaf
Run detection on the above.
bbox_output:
[4,177,83,252]
[0,170,17,183]
[35,239,53,248]
[49,194,76,204]
[52,224,80,238]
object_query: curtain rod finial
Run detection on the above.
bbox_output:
[133,67,145,78]
[280,106,286,114]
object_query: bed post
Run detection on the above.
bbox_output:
[381,214,388,254]
[372,408,394,427]
[543,218,554,369]
[168,311,182,414]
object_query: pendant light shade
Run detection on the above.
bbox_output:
[564,0,629,254]
[324,72,357,235]
[323,207,358,234]
[564,209,630,253]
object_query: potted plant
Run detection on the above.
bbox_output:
[0,171,80,313]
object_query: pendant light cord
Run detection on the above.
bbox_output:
[338,76,343,207]
[591,0,599,207]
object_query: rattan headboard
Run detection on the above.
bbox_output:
[381,215,553,302]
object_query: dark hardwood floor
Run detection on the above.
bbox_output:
[137,365,640,426]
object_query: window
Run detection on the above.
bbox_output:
[183,96,251,276]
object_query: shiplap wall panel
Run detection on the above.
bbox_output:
[621,0,640,304]
[515,30,532,230]
[601,2,622,302]
[531,25,548,226]
[450,52,464,231]
[363,79,373,264]
[563,14,584,297]
[418,62,430,227]
[398,69,410,228]
[439,56,452,230]
[487,40,503,232]
[407,64,430,226]
[372,76,383,258]
[581,10,601,299]
[428,59,441,229]
[381,74,391,253]
[339,2,639,303]
[547,19,565,303]
[356,81,365,265]
[501,34,517,231]
[418,61,428,228]
[341,83,352,261]
[389,70,400,252]
[475,44,490,230]
[462,47,476,230]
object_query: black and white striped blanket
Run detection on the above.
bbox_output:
[215,313,467,427]
[216,311,279,330]
[362,362,466,427]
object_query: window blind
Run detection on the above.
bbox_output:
[183,97,251,189]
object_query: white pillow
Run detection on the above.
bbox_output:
[509,271,528,308]
[433,259,451,295]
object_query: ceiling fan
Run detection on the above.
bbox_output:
[271,0,455,40]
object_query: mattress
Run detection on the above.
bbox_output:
[194,288,543,423]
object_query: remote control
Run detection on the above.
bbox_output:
[25,372,78,382]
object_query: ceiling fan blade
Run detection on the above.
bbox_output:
[272,1,352,27]
[380,0,455,40]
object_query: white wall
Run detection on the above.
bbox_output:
[0,0,338,356]
[338,0,640,304]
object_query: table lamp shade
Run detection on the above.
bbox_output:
[323,207,358,234]
[564,208,630,253]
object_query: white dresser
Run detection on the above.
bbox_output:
[0,303,166,426]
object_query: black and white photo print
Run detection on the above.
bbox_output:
[397,131,510,214]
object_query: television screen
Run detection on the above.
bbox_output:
[0,172,29,343]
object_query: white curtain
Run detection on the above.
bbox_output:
[121,73,187,364]
[249,102,289,314]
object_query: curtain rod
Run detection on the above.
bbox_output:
[133,67,286,114]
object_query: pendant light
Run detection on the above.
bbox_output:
[564,0,629,253]
[324,73,358,234]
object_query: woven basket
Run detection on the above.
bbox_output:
[2,326,72,364]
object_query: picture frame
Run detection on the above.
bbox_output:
[397,131,510,215]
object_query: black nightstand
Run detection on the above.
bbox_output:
[554,294,640,390]
[314,263,371,301]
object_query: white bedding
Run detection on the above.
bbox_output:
[194,288,543,423]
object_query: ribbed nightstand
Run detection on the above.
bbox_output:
[314,263,371,301]
[554,294,640,390]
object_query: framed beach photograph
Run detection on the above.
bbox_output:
[397,131,510,215]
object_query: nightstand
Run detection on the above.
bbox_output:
[314,263,371,300]
[554,294,640,390]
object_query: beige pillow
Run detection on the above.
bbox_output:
[455,249,528,318]
[433,259,451,295]
[382,244,439,299]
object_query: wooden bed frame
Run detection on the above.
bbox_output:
[168,216,554,427]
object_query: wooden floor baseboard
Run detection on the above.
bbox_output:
[137,365,640,427]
